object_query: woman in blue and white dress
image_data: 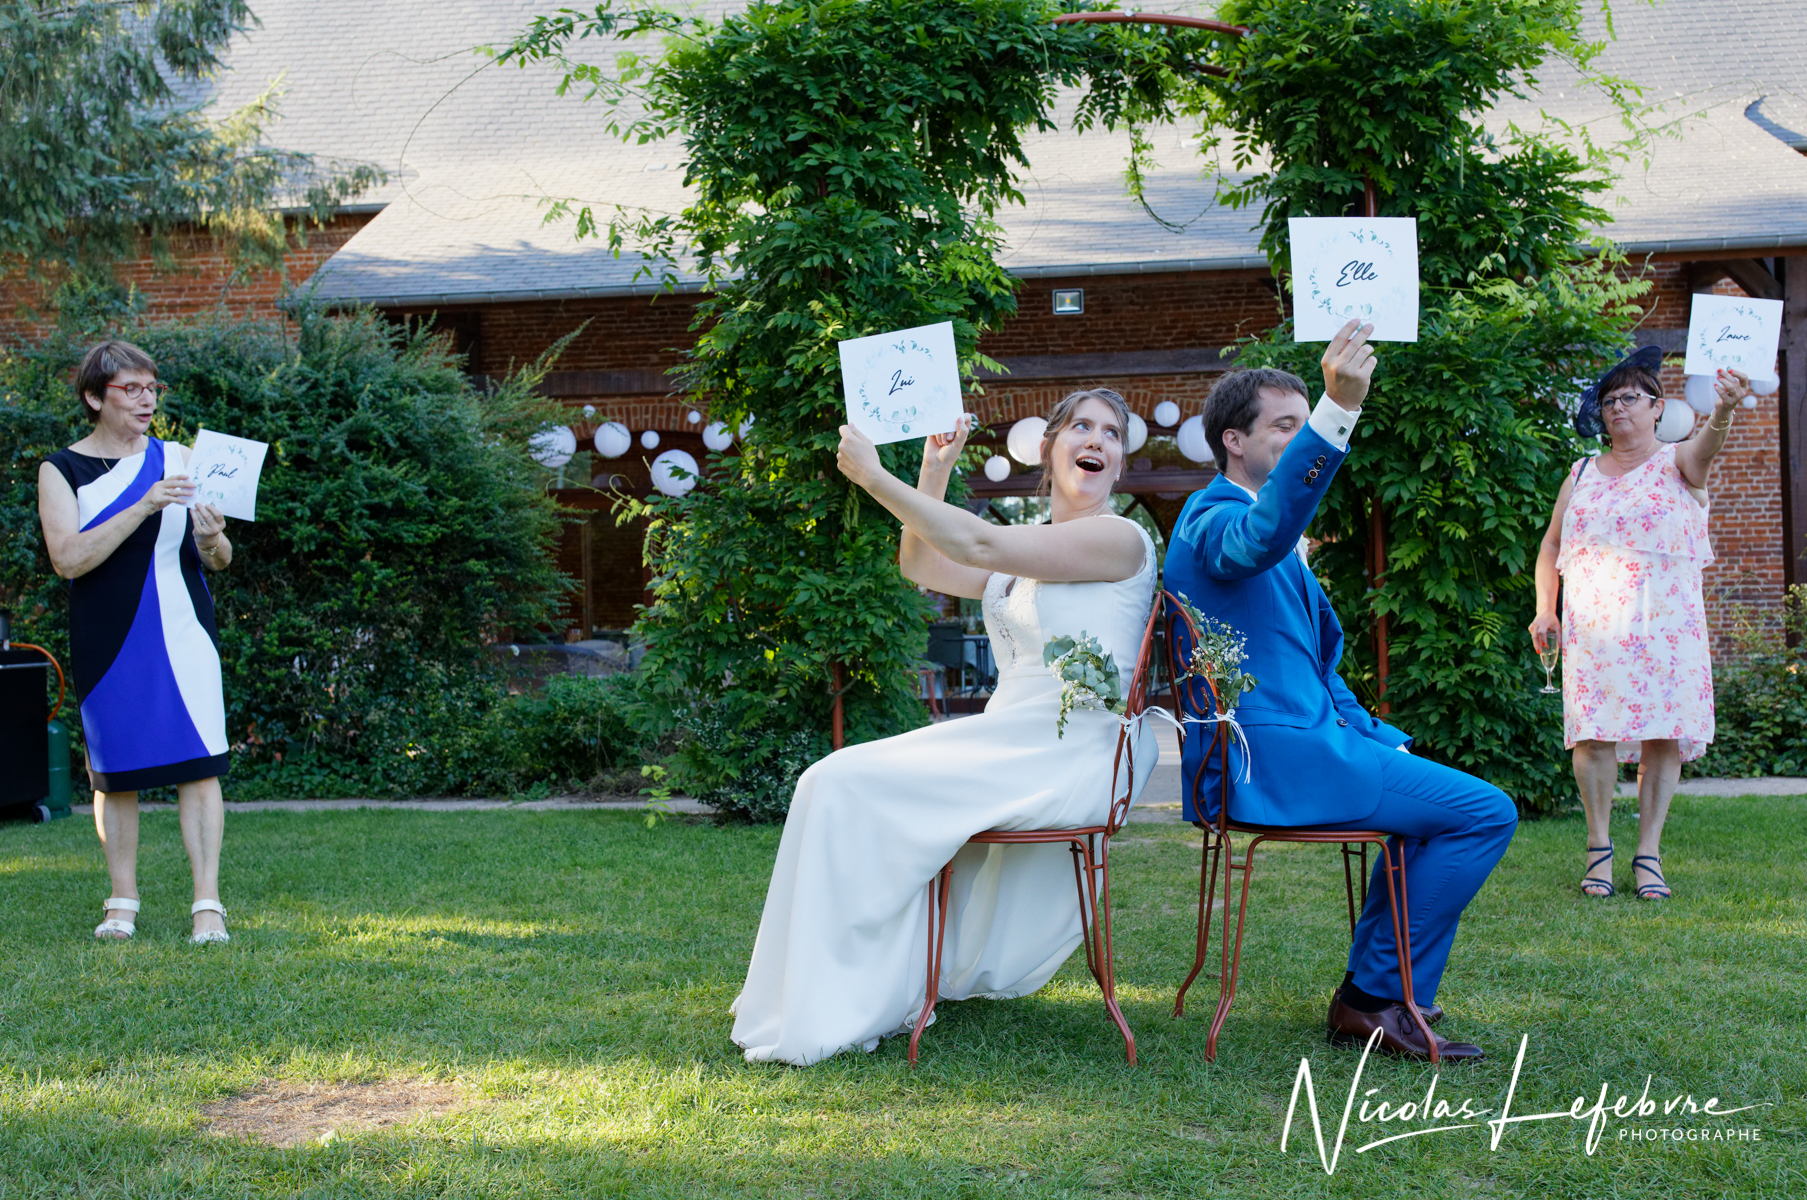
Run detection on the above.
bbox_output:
[37,341,233,944]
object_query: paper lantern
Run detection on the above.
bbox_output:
[687,410,702,424]
[983,455,1011,482]
[1125,413,1148,455]
[650,449,700,497]
[1750,372,1780,398]
[592,422,632,458]
[1175,415,1211,463]
[1655,398,1696,443]
[702,421,734,452]
[1006,417,1047,466]
[529,425,577,469]
[738,415,756,438]
[581,404,596,418]
[1681,374,1715,415]
[1153,400,1181,427]
[640,430,661,450]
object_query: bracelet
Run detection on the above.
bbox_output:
[198,539,222,556]
[1709,413,1734,432]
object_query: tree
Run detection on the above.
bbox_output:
[1197,0,1649,811]
[504,0,1212,819]
[0,0,380,310]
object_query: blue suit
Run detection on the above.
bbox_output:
[1165,421,1516,1005]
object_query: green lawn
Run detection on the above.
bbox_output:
[1,798,1801,1198]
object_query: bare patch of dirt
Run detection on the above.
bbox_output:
[203,1080,459,1147]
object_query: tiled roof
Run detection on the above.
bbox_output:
[184,1,1807,304]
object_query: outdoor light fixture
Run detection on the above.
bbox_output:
[1006,417,1047,466]
[1176,415,1211,463]
[702,421,734,452]
[593,422,632,458]
[651,449,700,497]
[1052,288,1084,315]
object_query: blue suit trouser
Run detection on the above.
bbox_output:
[1308,742,1517,1006]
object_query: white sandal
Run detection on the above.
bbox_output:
[190,899,230,946]
[95,897,139,940]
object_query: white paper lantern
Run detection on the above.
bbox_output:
[686,410,702,424]
[1006,417,1047,466]
[640,430,661,450]
[650,449,700,497]
[1153,400,1182,428]
[582,404,596,418]
[1125,413,1148,455]
[702,421,734,452]
[1750,372,1780,397]
[592,422,632,459]
[983,455,1012,482]
[1681,374,1716,415]
[1655,398,1696,443]
[1175,415,1211,463]
[738,415,756,438]
[529,425,577,469]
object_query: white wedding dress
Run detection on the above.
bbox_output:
[730,516,1159,1065]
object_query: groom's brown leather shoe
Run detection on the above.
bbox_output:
[1327,989,1443,1029]
[1326,997,1483,1062]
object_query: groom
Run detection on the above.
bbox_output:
[1163,321,1517,1063]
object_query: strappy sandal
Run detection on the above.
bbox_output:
[95,897,139,940]
[189,899,230,945]
[1632,855,1671,901]
[1580,844,1615,898]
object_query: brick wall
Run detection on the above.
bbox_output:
[0,214,374,346]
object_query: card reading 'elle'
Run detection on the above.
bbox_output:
[183,429,269,522]
[1288,217,1420,343]
[838,321,962,445]
[1682,293,1784,379]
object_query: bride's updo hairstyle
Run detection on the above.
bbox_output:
[1036,387,1132,498]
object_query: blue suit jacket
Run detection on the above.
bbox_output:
[1164,424,1411,827]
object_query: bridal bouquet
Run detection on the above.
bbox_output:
[1173,593,1258,713]
[1043,631,1125,737]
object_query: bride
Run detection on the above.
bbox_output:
[729,388,1160,1065]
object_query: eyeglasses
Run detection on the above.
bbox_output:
[1598,391,1658,410]
[105,381,168,400]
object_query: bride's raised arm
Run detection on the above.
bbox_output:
[837,394,1145,592]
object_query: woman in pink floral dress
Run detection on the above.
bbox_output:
[1529,346,1753,901]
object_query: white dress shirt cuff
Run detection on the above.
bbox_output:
[1308,393,1361,450]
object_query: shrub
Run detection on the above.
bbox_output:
[1,304,577,796]
[1688,588,1807,779]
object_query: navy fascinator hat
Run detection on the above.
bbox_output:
[1574,345,1665,438]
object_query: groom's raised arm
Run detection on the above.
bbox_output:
[1177,416,1349,582]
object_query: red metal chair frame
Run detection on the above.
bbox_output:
[1161,598,1439,1065]
[906,598,1167,1067]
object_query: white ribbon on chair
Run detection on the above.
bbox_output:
[1122,704,1253,783]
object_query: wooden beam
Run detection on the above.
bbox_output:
[1781,256,1807,588]
[1686,258,1782,302]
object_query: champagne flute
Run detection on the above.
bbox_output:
[1537,639,1560,694]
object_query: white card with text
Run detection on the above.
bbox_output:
[838,321,962,445]
[184,429,269,521]
[1683,293,1784,378]
[1288,217,1420,342]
